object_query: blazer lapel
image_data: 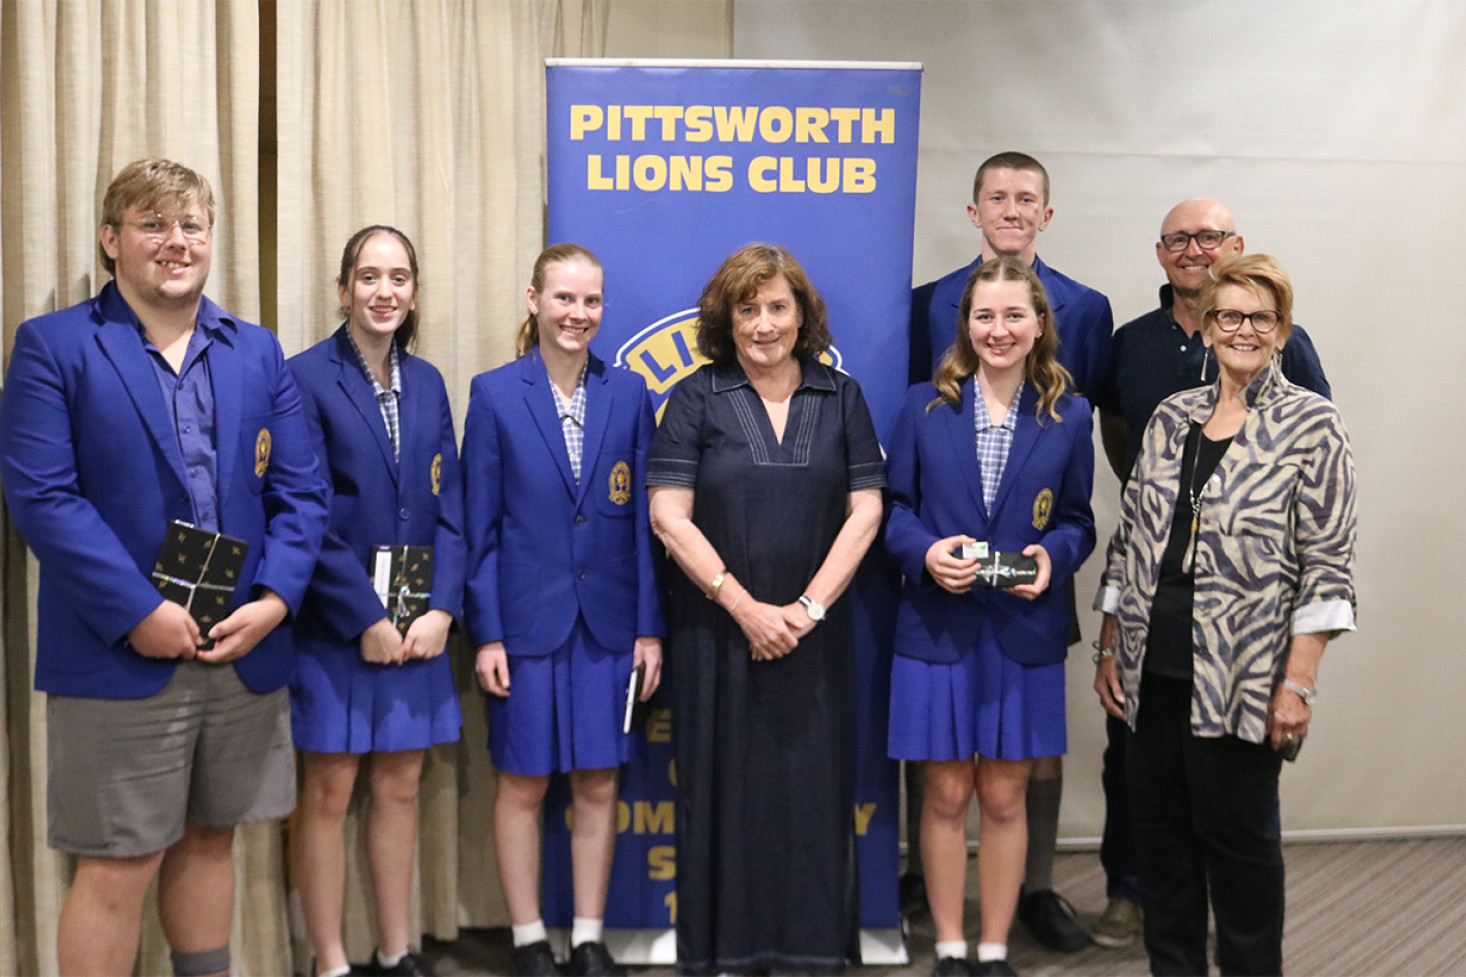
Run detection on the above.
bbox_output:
[333,330,398,483]
[942,376,990,523]
[573,355,611,507]
[521,353,577,498]
[211,333,243,496]
[95,322,189,488]
[990,384,1042,520]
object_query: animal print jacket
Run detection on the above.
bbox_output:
[1097,358,1357,743]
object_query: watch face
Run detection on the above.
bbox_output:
[801,596,826,621]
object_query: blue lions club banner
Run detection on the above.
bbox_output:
[540,59,922,963]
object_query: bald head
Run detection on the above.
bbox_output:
[1157,198,1244,299]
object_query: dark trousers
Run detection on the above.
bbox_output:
[1100,713,1142,902]
[1127,674,1285,977]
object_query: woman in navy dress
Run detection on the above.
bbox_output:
[648,244,886,975]
[462,243,664,977]
[288,225,465,977]
[885,256,1095,977]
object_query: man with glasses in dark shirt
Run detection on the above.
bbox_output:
[1086,197,1329,949]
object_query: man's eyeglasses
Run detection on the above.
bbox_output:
[1206,309,1283,334]
[1159,230,1236,253]
[116,214,212,243]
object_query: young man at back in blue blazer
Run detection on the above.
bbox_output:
[0,158,328,977]
[906,151,1113,954]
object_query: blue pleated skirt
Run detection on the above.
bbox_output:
[290,636,462,754]
[487,619,637,776]
[888,618,1066,762]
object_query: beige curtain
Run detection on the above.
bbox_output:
[274,0,609,969]
[2,0,603,973]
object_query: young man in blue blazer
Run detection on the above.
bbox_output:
[905,151,1113,952]
[0,159,328,977]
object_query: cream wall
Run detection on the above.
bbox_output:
[609,0,1466,839]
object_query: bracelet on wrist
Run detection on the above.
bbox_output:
[706,569,728,601]
[727,589,747,614]
[1283,677,1317,705]
[1090,638,1117,665]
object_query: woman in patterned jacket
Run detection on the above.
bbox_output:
[1092,253,1356,977]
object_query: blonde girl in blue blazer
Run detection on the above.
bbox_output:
[463,244,664,977]
[886,257,1095,977]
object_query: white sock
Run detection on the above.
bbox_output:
[318,967,352,977]
[375,949,406,968]
[935,939,968,961]
[977,942,1007,962]
[571,916,603,948]
[512,919,549,947]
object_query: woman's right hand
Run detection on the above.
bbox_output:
[924,535,980,594]
[732,597,799,661]
[1093,613,1126,718]
[361,618,406,665]
[475,641,511,696]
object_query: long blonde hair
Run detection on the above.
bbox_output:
[930,255,1072,420]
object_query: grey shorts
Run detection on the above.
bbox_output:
[47,662,296,857]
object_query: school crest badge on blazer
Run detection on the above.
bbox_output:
[608,460,632,505]
[254,428,272,477]
[431,453,443,496]
[1032,487,1053,530]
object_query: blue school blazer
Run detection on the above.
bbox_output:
[461,350,663,656]
[885,378,1096,666]
[0,282,328,698]
[287,327,465,644]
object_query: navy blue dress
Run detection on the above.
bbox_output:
[648,358,886,976]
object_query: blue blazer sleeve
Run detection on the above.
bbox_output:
[461,369,508,647]
[0,292,328,698]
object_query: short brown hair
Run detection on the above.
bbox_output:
[972,151,1050,206]
[99,158,216,275]
[694,243,831,364]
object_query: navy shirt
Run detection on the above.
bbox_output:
[1094,284,1331,480]
[142,323,220,531]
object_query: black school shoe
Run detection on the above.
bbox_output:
[973,960,1018,977]
[510,940,561,976]
[566,941,626,977]
[358,948,431,976]
[1016,888,1091,952]
[932,955,976,976]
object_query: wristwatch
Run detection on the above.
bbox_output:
[798,594,826,623]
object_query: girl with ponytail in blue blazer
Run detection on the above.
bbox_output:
[462,244,664,977]
[288,226,465,977]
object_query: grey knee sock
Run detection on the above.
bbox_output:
[171,944,230,977]
[1024,774,1063,892]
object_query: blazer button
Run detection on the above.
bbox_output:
[399,508,410,521]
[576,568,587,580]
[575,513,588,526]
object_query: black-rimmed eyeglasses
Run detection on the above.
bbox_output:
[1206,309,1283,333]
[1159,230,1236,253]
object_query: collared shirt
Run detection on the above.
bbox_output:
[549,359,589,482]
[142,323,220,531]
[347,333,403,461]
[974,378,1024,513]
